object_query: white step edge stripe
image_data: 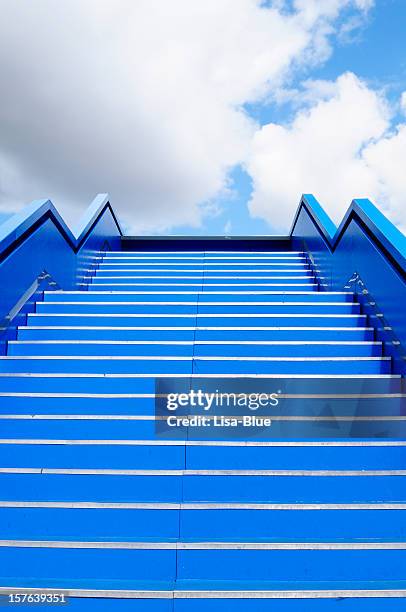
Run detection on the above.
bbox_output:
[89,279,316,282]
[96,269,311,272]
[91,273,313,276]
[9,341,381,346]
[93,264,309,268]
[0,415,403,422]
[99,256,308,259]
[101,261,308,263]
[0,587,405,599]
[0,540,406,550]
[0,392,402,398]
[85,283,317,293]
[100,251,307,261]
[99,258,308,262]
[95,270,314,273]
[99,259,309,262]
[0,373,398,378]
[1,501,405,510]
[95,262,309,266]
[45,291,353,295]
[99,263,311,267]
[0,356,389,362]
[20,326,374,330]
[101,250,304,252]
[0,439,404,446]
[94,270,311,274]
[100,254,307,257]
[28,313,365,318]
[1,468,405,476]
[40,301,352,306]
[99,255,308,258]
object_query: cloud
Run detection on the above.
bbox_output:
[401,92,406,115]
[247,72,406,231]
[0,0,372,231]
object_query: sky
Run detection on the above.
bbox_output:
[0,0,405,235]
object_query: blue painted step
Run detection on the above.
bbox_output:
[0,417,403,440]
[26,313,367,327]
[35,302,360,314]
[8,340,382,357]
[0,356,391,374]
[0,374,399,393]
[1,505,405,543]
[17,327,375,341]
[43,290,355,302]
[0,544,406,584]
[89,274,313,281]
[0,395,401,416]
[1,472,406,503]
[1,442,405,470]
[87,283,319,291]
[1,246,404,607]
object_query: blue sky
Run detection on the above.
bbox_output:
[0,1,405,235]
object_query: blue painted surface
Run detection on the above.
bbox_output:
[0,194,122,353]
[290,195,406,373]
[0,197,405,607]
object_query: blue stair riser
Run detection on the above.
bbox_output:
[92,265,310,272]
[26,314,367,327]
[1,507,405,541]
[43,291,355,303]
[0,418,403,439]
[186,445,406,470]
[0,375,399,393]
[17,328,375,342]
[0,396,401,417]
[0,547,174,581]
[89,277,315,285]
[94,268,311,274]
[98,255,308,261]
[97,259,309,266]
[35,303,359,315]
[95,266,313,281]
[97,250,306,261]
[0,357,390,374]
[100,251,306,256]
[87,284,319,292]
[1,473,405,503]
[97,253,308,265]
[94,266,313,273]
[0,507,178,540]
[8,341,381,357]
[0,444,186,469]
[91,274,311,281]
[96,261,310,267]
[177,549,406,581]
[0,547,405,582]
[193,359,390,375]
[1,444,405,470]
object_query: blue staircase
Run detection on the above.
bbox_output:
[0,243,405,611]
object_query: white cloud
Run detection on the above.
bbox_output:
[0,0,372,232]
[247,72,406,231]
[401,92,406,115]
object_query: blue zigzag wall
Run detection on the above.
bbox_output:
[0,192,405,372]
[0,194,122,352]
